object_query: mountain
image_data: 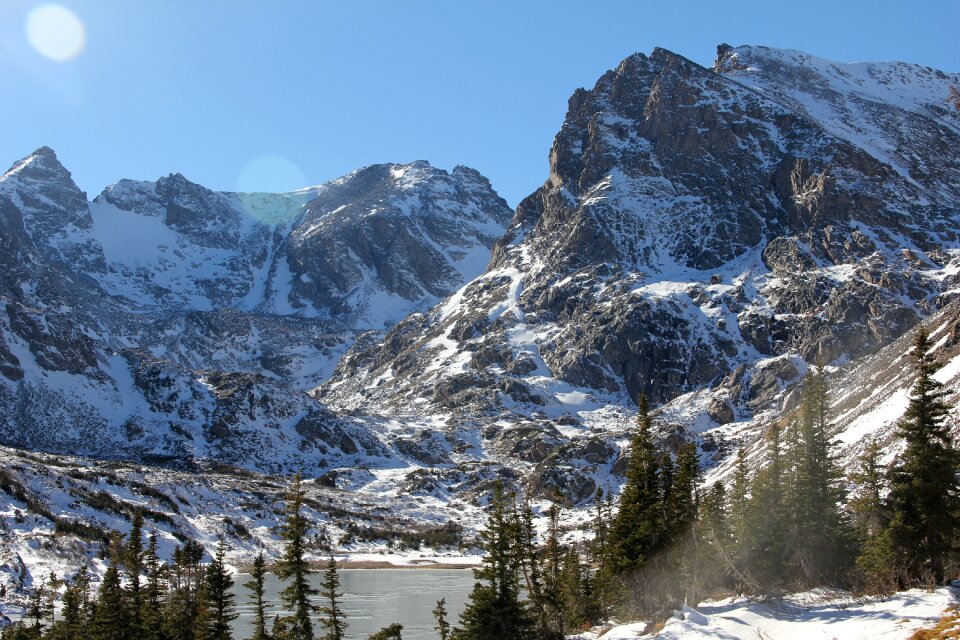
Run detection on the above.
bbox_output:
[0,148,511,471]
[1,43,959,595]
[317,44,960,501]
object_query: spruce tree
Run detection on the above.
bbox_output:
[141,532,165,640]
[318,551,347,640]
[245,553,270,640]
[849,439,888,540]
[744,422,789,592]
[453,481,531,640]
[433,598,450,640]
[91,565,128,640]
[58,567,91,640]
[886,327,960,585]
[787,367,853,585]
[203,539,237,640]
[276,473,319,640]
[125,512,145,639]
[367,624,402,640]
[165,540,205,640]
[607,396,666,575]
[590,488,612,619]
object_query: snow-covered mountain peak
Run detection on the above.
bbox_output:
[716,44,960,117]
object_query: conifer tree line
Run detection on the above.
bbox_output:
[4,327,959,639]
[446,327,960,636]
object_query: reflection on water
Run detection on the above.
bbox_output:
[232,569,476,640]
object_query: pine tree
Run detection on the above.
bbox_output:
[318,551,347,640]
[91,565,128,640]
[433,598,450,640]
[141,532,165,640]
[849,439,888,540]
[590,488,612,619]
[786,367,853,585]
[125,512,145,639]
[744,422,789,592]
[367,624,402,640]
[165,540,205,640]
[27,580,46,638]
[607,396,666,575]
[276,473,320,640]
[453,481,531,640]
[58,567,91,640]
[202,539,237,640]
[886,327,960,585]
[245,553,270,640]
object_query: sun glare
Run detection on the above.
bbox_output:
[26,4,86,62]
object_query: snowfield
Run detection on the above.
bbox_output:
[578,587,958,640]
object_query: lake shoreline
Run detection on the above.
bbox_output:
[234,558,480,572]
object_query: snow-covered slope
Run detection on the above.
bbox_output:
[317,44,960,504]
[2,43,960,600]
[0,148,511,471]
[582,587,958,640]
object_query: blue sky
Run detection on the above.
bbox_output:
[2,1,958,207]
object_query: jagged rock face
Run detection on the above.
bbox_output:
[0,148,510,472]
[284,162,513,323]
[319,45,960,483]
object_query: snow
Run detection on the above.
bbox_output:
[584,588,958,640]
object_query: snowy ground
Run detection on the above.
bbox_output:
[576,587,959,640]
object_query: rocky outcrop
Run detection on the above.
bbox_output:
[318,44,960,488]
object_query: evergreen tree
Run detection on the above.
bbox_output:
[744,422,789,591]
[786,367,853,585]
[164,540,205,640]
[886,327,960,585]
[318,552,347,640]
[245,552,270,640]
[590,488,612,619]
[667,443,700,541]
[849,439,888,540]
[27,581,47,638]
[432,598,450,640]
[453,481,531,640]
[367,624,402,640]
[607,396,666,575]
[91,565,128,640]
[275,473,319,640]
[124,512,145,639]
[203,539,237,640]
[141,532,166,640]
[57,567,91,640]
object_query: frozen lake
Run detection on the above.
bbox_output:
[231,568,476,639]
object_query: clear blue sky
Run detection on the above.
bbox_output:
[2,0,958,207]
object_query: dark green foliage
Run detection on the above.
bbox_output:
[884,327,960,585]
[318,552,347,640]
[453,482,531,640]
[433,598,450,640]
[367,624,402,640]
[785,367,855,586]
[275,473,319,640]
[607,397,667,575]
[202,540,236,640]
[245,553,270,640]
[90,565,128,640]
[141,533,165,640]
[164,540,205,640]
[124,513,144,639]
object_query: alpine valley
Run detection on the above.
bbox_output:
[2,42,960,614]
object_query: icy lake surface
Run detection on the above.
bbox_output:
[232,568,475,639]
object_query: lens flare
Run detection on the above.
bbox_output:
[26,4,86,62]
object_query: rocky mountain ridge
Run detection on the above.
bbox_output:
[0,43,959,596]
[0,147,511,471]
